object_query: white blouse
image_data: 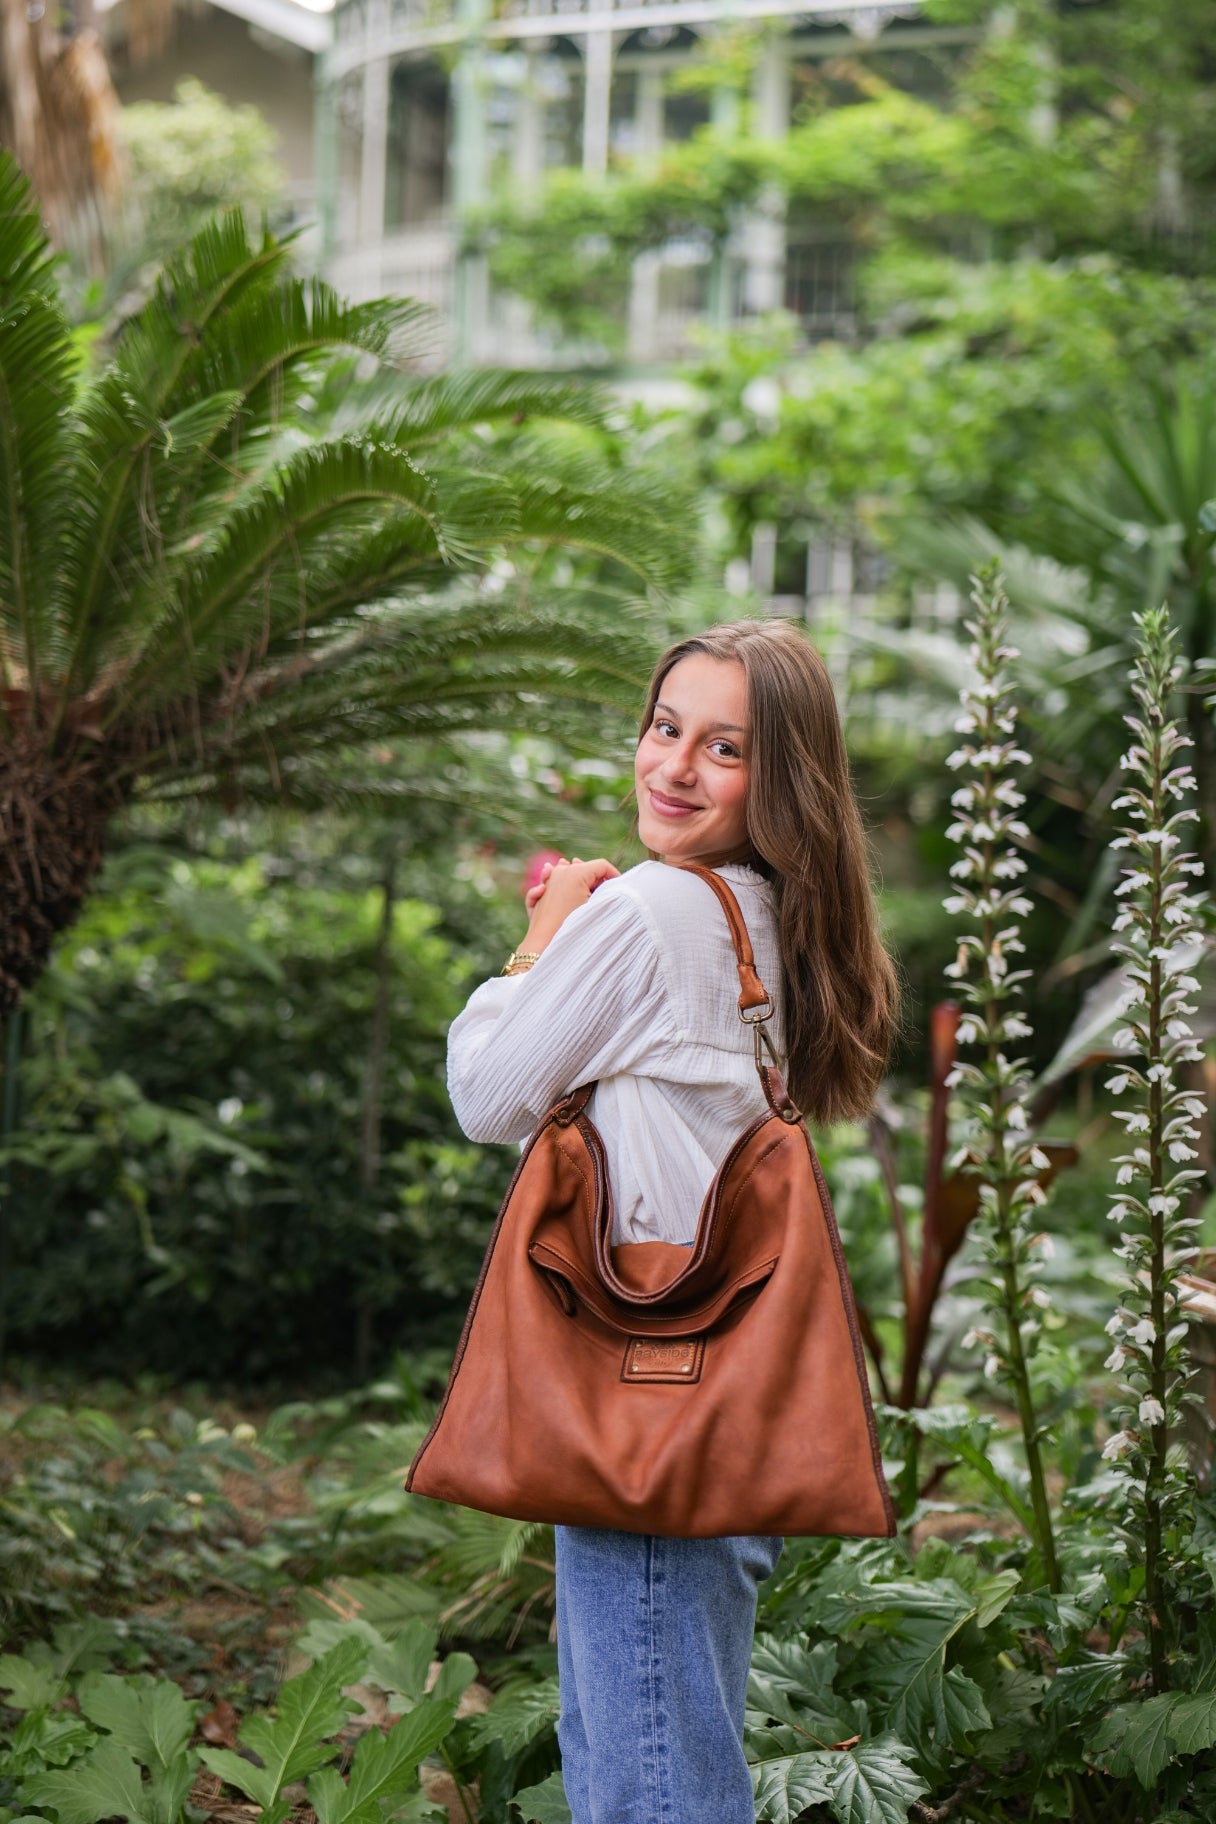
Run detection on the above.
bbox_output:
[445,860,786,1243]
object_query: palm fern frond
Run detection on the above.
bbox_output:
[0,157,78,701]
[490,462,692,594]
[310,365,611,445]
[143,754,614,852]
[366,370,612,446]
[107,439,451,720]
[0,175,685,1010]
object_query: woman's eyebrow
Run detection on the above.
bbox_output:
[655,699,747,734]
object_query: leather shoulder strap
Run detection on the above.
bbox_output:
[678,863,772,1016]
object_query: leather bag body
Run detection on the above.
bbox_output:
[406,867,895,1539]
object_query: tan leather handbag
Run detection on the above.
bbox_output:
[406,865,895,1538]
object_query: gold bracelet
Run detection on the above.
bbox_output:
[501,949,542,976]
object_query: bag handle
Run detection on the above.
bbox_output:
[678,863,800,1125]
[678,863,772,1017]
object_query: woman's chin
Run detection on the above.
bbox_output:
[639,817,691,858]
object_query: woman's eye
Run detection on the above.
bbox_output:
[710,740,740,759]
[655,718,678,737]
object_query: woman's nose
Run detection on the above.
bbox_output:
[662,743,698,783]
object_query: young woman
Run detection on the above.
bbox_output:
[445,619,898,1824]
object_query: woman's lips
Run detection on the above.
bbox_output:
[648,788,700,817]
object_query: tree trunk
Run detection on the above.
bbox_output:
[0,1006,23,1374]
[360,849,397,1199]
[354,849,397,1379]
[0,736,123,1015]
[0,0,124,254]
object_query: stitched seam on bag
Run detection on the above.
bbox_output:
[582,1108,777,1304]
[806,1132,898,1534]
[715,1129,790,1243]
[406,1112,552,1484]
[531,1242,777,1328]
[554,1131,594,1199]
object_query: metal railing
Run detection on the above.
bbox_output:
[327,224,860,357]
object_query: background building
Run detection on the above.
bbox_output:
[101,0,329,226]
[318,0,979,363]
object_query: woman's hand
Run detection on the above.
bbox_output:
[521,856,620,954]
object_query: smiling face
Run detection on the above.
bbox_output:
[634,652,751,866]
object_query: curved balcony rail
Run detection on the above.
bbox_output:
[330,0,921,71]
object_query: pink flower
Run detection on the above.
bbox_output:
[524,850,564,895]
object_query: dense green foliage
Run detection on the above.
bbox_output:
[119,80,289,251]
[478,0,1216,341]
[3,842,508,1379]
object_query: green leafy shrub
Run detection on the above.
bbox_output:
[0,1631,468,1824]
[5,848,511,1379]
[120,80,288,249]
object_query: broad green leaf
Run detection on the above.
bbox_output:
[1092,1697,1177,1787]
[747,1638,860,1746]
[468,1677,560,1757]
[240,1637,368,1787]
[77,1672,194,1772]
[395,1795,449,1824]
[933,1668,990,1747]
[1094,1689,1216,1787]
[510,1771,573,1824]
[827,1739,929,1824]
[746,1723,821,1764]
[1168,1691,1216,1755]
[429,1652,477,1707]
[815,1574,975,1632]
[22,1738,152,1824]
[868,1611,975,1740]
[304,1769,355,1824]
[367,1620,440,1701]
[197,1746,277,1808]
[752,1750,835,1823]
[748,1637,839,1704]
[0,1657,65,1712]
[1043,1654,1127,1716]
[202,1638,368,1804]
[1007,1589,1094,1653]
[47,1620,127,1678]
[972,1570,1020,1628]
[1,1711,94,1773]
[297,1618,397,1673]
[310,1695,458,1824]
[148,1759,194,1824]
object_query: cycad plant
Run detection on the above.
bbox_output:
[0,153,682,1014]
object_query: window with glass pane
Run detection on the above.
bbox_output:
[385,59,450,227]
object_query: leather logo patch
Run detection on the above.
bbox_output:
[622,1337,705,1385]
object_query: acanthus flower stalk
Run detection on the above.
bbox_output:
[943,564,1059,1591]
[1101,604,1208,1695]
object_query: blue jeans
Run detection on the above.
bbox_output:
[554,1526,783,1824]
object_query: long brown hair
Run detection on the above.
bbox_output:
[638,619,898,1124]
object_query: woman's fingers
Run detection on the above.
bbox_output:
[582,858,621,889]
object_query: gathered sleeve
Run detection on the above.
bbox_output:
[446,880,677,1144]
